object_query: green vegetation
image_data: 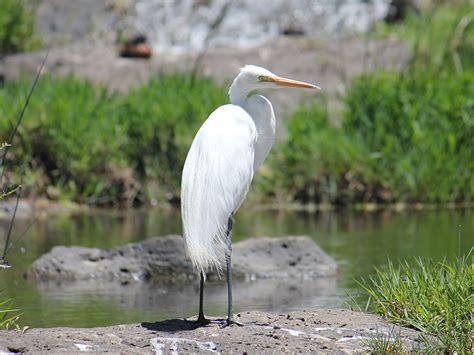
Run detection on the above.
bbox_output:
[0,74,227,205]
[362,326,404,354]
[0,295,21,330]
[1,66,473,205]
[1,143,19,200]
[265,68,474,205]
[1,3,472,207]
[0,0,39,54]
[118,75,228,202]
[358,254,473,353]
[261,1,474,206]
[345,70,473,203]
[258,100,371,205]
[375,2,474,73]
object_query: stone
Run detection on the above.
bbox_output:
[0,310,427,353]
[26,235,338,284]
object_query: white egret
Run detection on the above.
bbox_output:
[181,65,320,326]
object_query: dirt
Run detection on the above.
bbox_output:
[0,310,425,353]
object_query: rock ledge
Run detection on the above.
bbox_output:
[0,310,425,353]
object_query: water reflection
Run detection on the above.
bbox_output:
[0,207,472,327]
[31,277,339,328]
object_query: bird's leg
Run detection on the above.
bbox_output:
[226,217,234,323]
[224,216,245,327]
[196,271,209,324]
[185,272,210,326]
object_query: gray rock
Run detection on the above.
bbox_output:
[0,310,428,353]
[26,235,192,284]
[0,200,34,220]
[26,235,337,283]
[233,236,338,280]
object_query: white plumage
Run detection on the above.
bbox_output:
[181,104,257,274]
[181,65,319,278]
[181,65,319,325]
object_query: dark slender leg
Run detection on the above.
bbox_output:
[224,216,245,327]
[197,271,208,324]
[184,271,209,325]
[226,217,234,323]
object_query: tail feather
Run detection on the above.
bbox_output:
[180,105,255,276]
[181,147,233,276]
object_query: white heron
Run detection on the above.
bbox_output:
[181,65,320,326]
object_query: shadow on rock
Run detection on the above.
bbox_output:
[141,319,202,332]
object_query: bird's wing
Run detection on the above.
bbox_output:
[181,104,256,275]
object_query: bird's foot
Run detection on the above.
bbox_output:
[188,316,260,328]
[225,318,247,327]
[217,317,251,328]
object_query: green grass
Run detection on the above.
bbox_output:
[0,295,21,330]
[117,74,228,202]
[0,0,40,54]
[262,67,474,205]
[375,1,474,73]
[0,74,227,205]
[2,66,473,206]
[257,99,371,205]
[263,2,474,206]
[0,4,472,207]
[362,326,404,354]
[357,253,473,353]
[343,69,474,203]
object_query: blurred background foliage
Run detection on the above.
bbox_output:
[259,1,474,206]
[0,75,226,205]
[0,0,40,54]
[0,1,472,207]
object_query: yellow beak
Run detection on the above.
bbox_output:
[270,76,321,90]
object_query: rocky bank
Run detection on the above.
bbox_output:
[0,310,425,353]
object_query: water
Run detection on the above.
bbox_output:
[133,0,390,53]
[0,207,472,328]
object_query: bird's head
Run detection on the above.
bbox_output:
[229,65,320,102]
[238,65,320,90]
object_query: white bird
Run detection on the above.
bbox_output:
[181,65,319,326]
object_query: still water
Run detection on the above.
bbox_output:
[0,207,472,328]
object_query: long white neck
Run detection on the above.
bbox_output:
[228,74,276,171]
[228,79,251,105]
[245,94,276,171]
